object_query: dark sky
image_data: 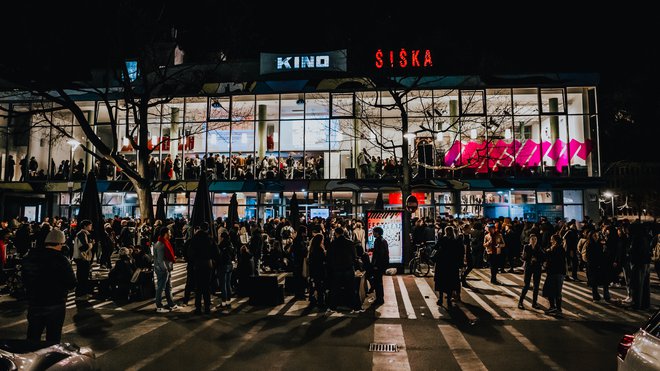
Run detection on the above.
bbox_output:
[2,1,658,162]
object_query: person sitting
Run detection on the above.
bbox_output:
[109,247,135,303]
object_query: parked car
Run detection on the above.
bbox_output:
[0,339,97,370]
[617,309,660,371]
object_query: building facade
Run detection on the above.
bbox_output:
[0,50,603,223]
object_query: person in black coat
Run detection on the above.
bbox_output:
[518,234,544,309]
[628,222,651,310]
[308,234,327,307]
[109,248,135,303]
[21,229,76,343]
[371,227,390,306]
[290,226,308,299]
[187,223,220,314]
[585,230,611,301]
[4,154,15,181]
[326,227,359,312]
[542,234,566,315]
[432,226,463,308]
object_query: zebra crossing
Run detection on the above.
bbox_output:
[11,261,658,324]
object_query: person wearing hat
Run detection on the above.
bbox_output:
[21,228,76,343]
[371,226,390,306]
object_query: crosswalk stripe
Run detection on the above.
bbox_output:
[438,325,487,371]
[61,314,113,334]
[268,296,294,316]
[559,281,645,322]
[412,277,441,319]
[503,272,620,322]
[284,299,311,316]
[397,276,417,319]
[372,324,411,371]
[485,272,582,320]
[375,276,400,319]
[471,270,551,321]
[126,318,218,370]
[504,325,563,370]
[205,321,267,371]
[462,283,506,320]
[95,317,169,357]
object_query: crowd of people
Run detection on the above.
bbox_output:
[1,212,659,343]
[3,149,411,183]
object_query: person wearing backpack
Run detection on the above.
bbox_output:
[73,220,94,301]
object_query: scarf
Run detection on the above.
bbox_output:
[158,236,176,263]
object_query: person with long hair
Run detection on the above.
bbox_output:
[307,234,326,308]
[518,234,544,310]
[154,227,178,313]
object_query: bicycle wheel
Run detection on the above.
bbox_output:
[417,259,431,277]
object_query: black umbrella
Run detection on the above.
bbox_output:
[190,174,214,237]
[374,192,384,210]
[289,193,300,229]
[77,171,104,239]
[156,192,167,221]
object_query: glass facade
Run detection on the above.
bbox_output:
[0,84,601,222]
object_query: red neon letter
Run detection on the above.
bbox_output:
[375,49,383,68]
[411,50,420,67]
[399,48,408,68]
[423,49,433,67]
[389,50,394,67]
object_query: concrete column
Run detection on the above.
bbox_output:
[549,97,559,141]
[170,107,179,159]
[257,104,267,159]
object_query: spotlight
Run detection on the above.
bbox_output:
[211,99,222,109]
[296,98,305,105]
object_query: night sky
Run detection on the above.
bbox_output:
[2,1,658,163]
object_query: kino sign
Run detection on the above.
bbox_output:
[260,50,347,74]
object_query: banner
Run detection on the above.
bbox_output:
[367,211,403,264]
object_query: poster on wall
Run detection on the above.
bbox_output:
[367,211,403,264]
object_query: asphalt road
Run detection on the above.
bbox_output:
[1,263,657,371]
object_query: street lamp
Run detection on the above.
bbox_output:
[603,191,616,219]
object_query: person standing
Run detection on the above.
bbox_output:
[433,226,463,308]
[483,224,504,285]
[154,227,178,312]
[290,226,308,299]
[307,234,327,308]
[217,231,236,308]
[518,234,544,310]
[21,228,76,343]
[73,220,94,301]
[326,227,360,313]
[563,222,580,281]
[628,222,651,310]
[542,234,566,315]
[4,154,15,181]
[188,223,219,314]
[371,227,390,306]
[586,229,611,302]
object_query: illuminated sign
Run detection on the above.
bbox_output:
[367,211,404,264]
[260,50,347,74]
[375,48,433,69]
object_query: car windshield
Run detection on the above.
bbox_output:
[644,310,660,338]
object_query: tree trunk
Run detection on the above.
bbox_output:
[134,180,154,222]
[399,101,412,270]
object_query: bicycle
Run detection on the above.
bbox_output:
[409,243,434,277]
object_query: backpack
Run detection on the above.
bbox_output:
[652,237,660,263]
